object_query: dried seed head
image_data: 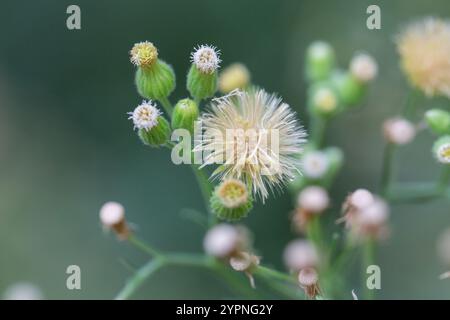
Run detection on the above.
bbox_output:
[229,251,260,272]
[298,267,321,299]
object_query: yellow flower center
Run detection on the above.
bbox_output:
[130,42,158,67]
[218,179,248,208]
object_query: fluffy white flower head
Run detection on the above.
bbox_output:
[191,44,221,74]
[196,89,307,202]
[397,18,450,98]
[128,100,161,131]
[350,189,374,210]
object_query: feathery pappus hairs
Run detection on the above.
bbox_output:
[196,89,307,202]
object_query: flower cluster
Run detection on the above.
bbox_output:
[97,16,450,301]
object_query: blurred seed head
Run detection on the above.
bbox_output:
[283,239,319,272]
[297,186,329,213]
[397,18,450,98]
[350,53,378,82]
[383,118,416,145]
[302,150,329,179]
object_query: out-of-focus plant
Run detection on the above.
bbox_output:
[99,17,450,300]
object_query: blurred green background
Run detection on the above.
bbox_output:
[0,0,449,299]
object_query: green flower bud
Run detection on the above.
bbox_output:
[187,45,221,101]
[425,109,450,135]
[432,135,450,164]
[135,60,176,101]
[308,83,340,117]
[171,98,199,133]
[130,41,175,101]
[305,41,335,82]
[187,64,218,101]
[128,101,171,147]
[331,70,366,107]
[210,179,253,221]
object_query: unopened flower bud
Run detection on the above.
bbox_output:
[349,53,378,83]
[309,85,339,117]
[203,224,248,258]
[433,135,450,164]
[130,42,175,101]
[383,118,416,145]
[425,109,450,135]
[331,70,365,106]
[298,267,321,299]
[305,41,335,81]
[210,179,253,221]
[171,98,199,134]
[219,63,250,93]
[187,45,221,101]
[128,101,171,147]
[283,240,319,272]
[99,201,130,240]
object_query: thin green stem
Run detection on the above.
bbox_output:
[190,165,215,225]
[438,166,450,193]
[159,97,174,117]
[128,234,161,258]
[362,238,376,300]
[115,258,165,300]
[380,143,395,196]
[310,116,327,149]
[255,266,297,284]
